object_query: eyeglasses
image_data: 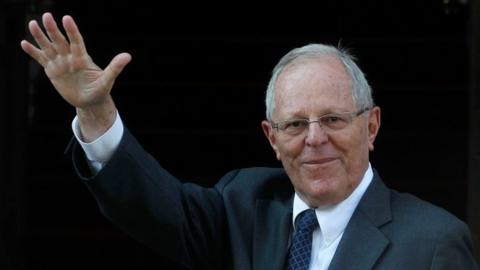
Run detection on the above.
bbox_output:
[271,107,370,136]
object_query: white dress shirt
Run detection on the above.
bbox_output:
[292,164,373,270]
[71,112,123,173]
[72,113,374,270]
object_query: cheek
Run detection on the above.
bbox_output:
[277,137,304,161]
[332,126,369,163]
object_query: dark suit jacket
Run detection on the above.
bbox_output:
[69,129,479,270]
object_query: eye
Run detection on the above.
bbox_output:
[321,114,349,129]
[289,120,305,128]
[323,115,342,123]
[282,120,308,130]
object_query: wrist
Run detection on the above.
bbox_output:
[76,97,117,142]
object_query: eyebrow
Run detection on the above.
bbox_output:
[280,108,353,119]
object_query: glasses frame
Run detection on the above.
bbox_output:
[270,107,371,135]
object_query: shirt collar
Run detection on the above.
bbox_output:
[292,163,373,245]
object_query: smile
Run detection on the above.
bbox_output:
[302,157,338,166]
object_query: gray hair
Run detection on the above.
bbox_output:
[265,43,374,121]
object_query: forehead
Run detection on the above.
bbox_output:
[274,56,354,118]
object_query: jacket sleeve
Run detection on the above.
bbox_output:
[67,128,233,270]
[430,220,479,270]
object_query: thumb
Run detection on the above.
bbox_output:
[103,52,132,83]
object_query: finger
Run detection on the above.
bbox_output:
[20,40,49,66]
[28,19,57,59]
[42,12,70,55]
[102,53,132,84]
[62,15,88,57]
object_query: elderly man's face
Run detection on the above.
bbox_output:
[262,57,381,207]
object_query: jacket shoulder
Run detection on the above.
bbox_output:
[389,189,469,237]
[214,167,292,197]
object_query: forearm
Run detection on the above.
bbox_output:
[74,129,226,269]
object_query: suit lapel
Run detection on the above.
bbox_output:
[253,195,293,270]
[328,211,390,270]
[329,172,392,270]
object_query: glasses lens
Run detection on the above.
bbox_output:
[279,119,309,135]
[320,114,350,130]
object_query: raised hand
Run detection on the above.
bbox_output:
[20,12,131,109]
[20,12,131,141]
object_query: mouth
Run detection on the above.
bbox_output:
[302,157,338,166]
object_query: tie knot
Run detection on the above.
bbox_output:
[295,209,318,233]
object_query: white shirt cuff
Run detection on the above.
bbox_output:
[71,112,124,172]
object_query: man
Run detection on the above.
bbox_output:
[21,12,478,270]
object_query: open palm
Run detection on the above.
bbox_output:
[20,12,131,109]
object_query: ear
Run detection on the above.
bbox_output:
[367,106,381,151]
[261,120,281,160]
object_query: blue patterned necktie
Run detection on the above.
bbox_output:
[286,208,319,270]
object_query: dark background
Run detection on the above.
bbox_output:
[1,0,479,269]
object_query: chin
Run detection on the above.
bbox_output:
[301,176,348,206]
[301,162,344,182]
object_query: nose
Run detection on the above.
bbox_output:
[305,120,328,146]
